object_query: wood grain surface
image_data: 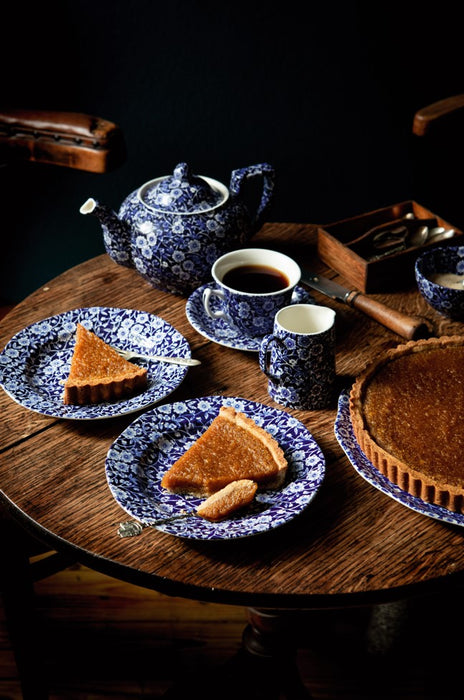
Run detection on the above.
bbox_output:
[1,222,464,610]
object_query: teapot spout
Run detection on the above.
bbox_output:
[80,198,133,268]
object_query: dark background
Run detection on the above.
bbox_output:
[1,0,463,304]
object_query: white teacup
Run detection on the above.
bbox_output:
[203,248,301,337]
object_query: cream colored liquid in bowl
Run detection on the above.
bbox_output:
[429,272,464,289]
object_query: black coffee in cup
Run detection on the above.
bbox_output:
[203,248,301,336]
[222,264,290,294]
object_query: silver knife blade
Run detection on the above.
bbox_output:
[300,271,352,303]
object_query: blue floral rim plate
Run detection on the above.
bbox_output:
[105,395,326,540]
[0,307,191,420]
[335,389,464,527]
[185,283,314,352]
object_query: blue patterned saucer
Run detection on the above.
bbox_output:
[186,283,314,351]
[0,307,192,420]
[105,395,325,540]
[335,389,464,527]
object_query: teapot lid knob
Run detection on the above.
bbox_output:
[173,162,191,180]
[140,162,225,213]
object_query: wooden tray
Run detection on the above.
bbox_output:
[317,201,462,293]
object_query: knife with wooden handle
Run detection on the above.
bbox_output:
[301,271,431,340]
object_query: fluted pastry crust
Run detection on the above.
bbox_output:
[349,335,464,513]
[161,406,288,497]
[63,323,147,405]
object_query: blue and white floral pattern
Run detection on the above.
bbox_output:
[140,163,224,213]
[415,245,464,320]
[0,307,191,420]
[105,395,326,540]
[186,283,314,351]
[207,285,296,337]
[259,315,336,410]
[335,389,464,527]
[87,162,275,296]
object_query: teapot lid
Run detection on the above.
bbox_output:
[139,162,227,213]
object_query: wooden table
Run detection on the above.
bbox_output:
[2,222,464,699]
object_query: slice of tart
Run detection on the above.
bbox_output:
[196,479,258,521]
[161,406,288,497]
[349,335,464,513]
[63,323,147,405]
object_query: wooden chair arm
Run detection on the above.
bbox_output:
[0,109,126,172]
[412,94,464,137]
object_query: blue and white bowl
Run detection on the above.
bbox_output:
[415,245,464,320]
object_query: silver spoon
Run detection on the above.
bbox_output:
[118,513,195,537]
[110,346,201,367]
[373,224,429,250]
[368,226,429,261]
[427,227,456,243]
[408,225,430,247]
[427,226,446,238]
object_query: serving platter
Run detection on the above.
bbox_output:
[335,389,464,527]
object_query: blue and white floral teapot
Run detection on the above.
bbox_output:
[80,161,275,295]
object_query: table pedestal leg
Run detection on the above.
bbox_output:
[233,607,313,700]
[162,606,312,700]
[366,600,409,656]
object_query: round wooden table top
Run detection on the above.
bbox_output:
[1,222,464,610]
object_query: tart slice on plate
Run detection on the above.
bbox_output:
[64,323,147,405]
[161,406,288,497]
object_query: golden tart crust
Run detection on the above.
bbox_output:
[161,406,288,497]
[196,479,258,521]
[349,335,464,514]
[63,323,147,405]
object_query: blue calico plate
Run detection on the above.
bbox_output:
[0,307,192,420]
[335,389,464,527]
[105,395,326,540]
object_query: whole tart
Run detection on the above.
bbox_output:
[349,335,464,514]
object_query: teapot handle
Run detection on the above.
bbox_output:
[229,163,275,232]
